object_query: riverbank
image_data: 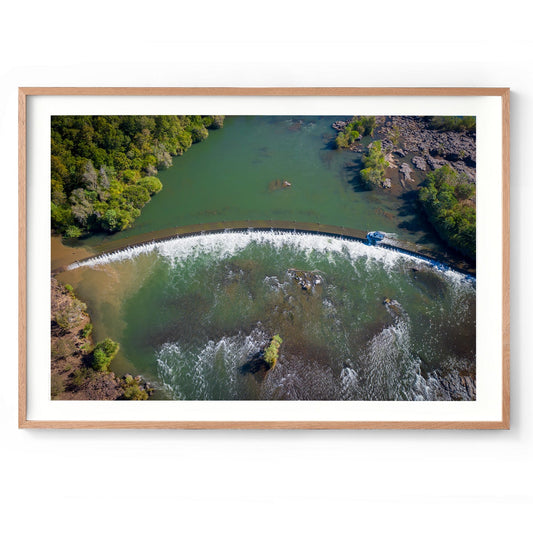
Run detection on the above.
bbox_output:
[51,235,94,271]
[333,115,476,263]
[49,115,476,401]
[51,277,154,400]
[58,229,475,400]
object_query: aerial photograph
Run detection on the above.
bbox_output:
[50,114,476,401]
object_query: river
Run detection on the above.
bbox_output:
[56,116,476,400]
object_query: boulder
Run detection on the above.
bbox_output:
[331,120,348,131]
[411,156,427,171]
[399,162,414,181]
[426,155,445,171]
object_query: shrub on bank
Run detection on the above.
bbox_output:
[92,338,120,372]
[122,375,149,400]
[335,116,376,149]
[81,323,93,338]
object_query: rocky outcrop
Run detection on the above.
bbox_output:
[376,116,476,180]
[51,277,153,401]
[399,162,414,182]
[287,268,323,291]
[426,372,476,401]
[411,156,427,171]
[268,179,293,191]
[451,160,476,183]
[385,152,398,169]
[426,155,445,171]
[332,120,350,131]
[240,335,283,375]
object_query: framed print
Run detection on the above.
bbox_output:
[19,87,510,428]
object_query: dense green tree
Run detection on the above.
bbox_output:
[335,116,376,149]
[360,141,389,189]
[51,115,224,237]
[138,176,163,195]
[263,335,283,369]
[429,116,476,132]
[92,338,119,372]
[419,165,476,259]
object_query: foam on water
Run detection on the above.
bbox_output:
[68,230,475,401]
[153,300,474,401]
[155,326,269,400]
[68,230,472,283]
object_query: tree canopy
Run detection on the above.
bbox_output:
[429,116,476,132]
[360,141,389,189]
[51,115,224,237]
[335,116,376,149]
[419,165,476,260]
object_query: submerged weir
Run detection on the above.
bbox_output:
[64,230,476,401]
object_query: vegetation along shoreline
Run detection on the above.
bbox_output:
[51,114,476,400]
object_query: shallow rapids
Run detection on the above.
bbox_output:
[62,231,476,401]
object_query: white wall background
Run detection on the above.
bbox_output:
[0,1,529,531]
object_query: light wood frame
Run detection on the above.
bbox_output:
[19,87,510,429]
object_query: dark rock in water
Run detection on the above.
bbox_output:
[288,119,304,131]
[411,156,427,171]
[287,268,323,291]
[268,179,292,192]
[383,297,403,318]
[349,144,366,153]
[240,335,283,375]
[240,351,271,375]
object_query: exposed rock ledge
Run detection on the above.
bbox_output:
[287,268,324,291]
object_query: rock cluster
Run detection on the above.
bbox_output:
[377,116,476,182]
[331,120,349,131]
[287,268,323,291]
[428,372,476,401]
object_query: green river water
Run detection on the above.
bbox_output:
[58,116,476,401]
